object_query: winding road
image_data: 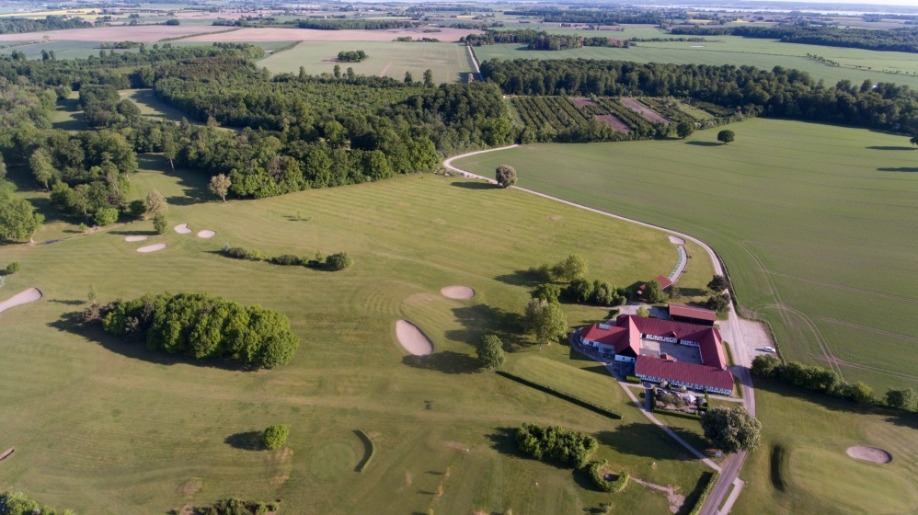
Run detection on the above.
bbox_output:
[444,147,762,515]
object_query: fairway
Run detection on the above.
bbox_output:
[259,41,475,83]
[0,168,712,513]
[455,118,918,393]
[472,36,918,90]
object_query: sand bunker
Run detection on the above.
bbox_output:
[395,320,434,356]
[440,286,475,300]
[124,235,148,242]
[174,223,192,234]
[846,446,892,464]
[668,235,685,245]
[137,243,167,253]
[0,288,42,315]
[0,448,13,462]
[197,230,216,239]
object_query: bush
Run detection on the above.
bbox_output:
[625,375,641,384]
[589,460,630,493]
[262,424,289,450]
[0,262,19,276]
[531,283,561,303]
[224,246,265,261]
[324,252,353,271]
[515,423,597,467]
[269,254,304,266]
[153,213,167,234]
[477,334,506,370]
[93,206,119,226]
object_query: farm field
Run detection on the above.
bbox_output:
[455,118,918,393]
[0,24,229,43]
[259,41,475,83]
[0,165,714,513]
[735,379,917,514]
[471,36,918,90]
[179,26,480,43]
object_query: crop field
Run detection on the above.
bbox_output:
[259,41,475,83]
[0,163,714,513]
[735,379,917,514]
[0,25,229,43]
[471,36,918,90]
[455,118,918,393]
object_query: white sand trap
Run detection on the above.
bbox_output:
[137,243,167,253]
[124,235,148,242]
[668,235,685,245]
[174,223,192,234]
[846,446,892,464]
[440,285,475,300]
[0,288,42,315]
[396,320,434,356]
[691,45,705,48]
[197,230,216,239]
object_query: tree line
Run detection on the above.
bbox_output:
[481,58,918,134]
[0,15,92,34]
[100,292,300,369]
[504,9,672,25]
[670,25,918,53]
[295,19,415,30]
[463,29,629,50]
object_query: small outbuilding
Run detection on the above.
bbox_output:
[668,303,717,326]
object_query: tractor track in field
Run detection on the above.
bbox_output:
[766,270,915,302]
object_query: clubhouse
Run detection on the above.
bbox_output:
[579,313,734,395]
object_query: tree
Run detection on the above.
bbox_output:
[325,252,353,271]
[263,424,289,450]
[423,68,434,87]
[911,133,918,146]
[525,298,567,345]
[333,64,341,78]
[884,388,913,409]
[706,292,731,312]
[152,213,167,234]
[676,121,694,139]
[93,207,119,226]
[145,190,167,217]
[751,354,782,378]
[636,305,650,317]
[495,164,517,188]
[707,275,729,292]
[841,381,874,404]
[477,334,506,370]
[208,174,232,202]
[404,71,414,84]
[162,131,177,172]
[644,280,665,303]
[551,254,587,283]
[0,181,44,242]
[29,149,55,190]
[717,129,735,144]
[701,407,762,453]
[531,283,561,303]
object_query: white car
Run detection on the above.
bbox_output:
[763,347,776,353]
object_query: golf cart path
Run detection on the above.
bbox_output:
[445,147,764,515]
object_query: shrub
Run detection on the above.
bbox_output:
[224,246,265,261]
[625,375,641,384]
[477,334,506,370]
[325,252,353,271]
[0,262,19,276]
[589,461,630,493]
[269,254,304,266]
[531,283,561,303]
[515,423,597,467]
[152,213,167,234]
[93,206,119,226]
[262,424,289,450]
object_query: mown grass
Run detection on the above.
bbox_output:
[0,166,711,513]
[472,36,918,89]
[735,379,917,514]
[258,41,475,83]
[455,118,918,393]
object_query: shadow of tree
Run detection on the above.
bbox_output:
[484,427,524,459]
[225,431,263,451]
[446,304,526,349]
[494,269,542,287]
[597,423,697,461]
[48,298,85,306]
[449,180,495,190]
[685,141,722,147]
[877,167,918,172]
[401,351,478,374]
[866,146,916,151]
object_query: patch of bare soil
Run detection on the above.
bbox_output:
[632,477,685,514]
[621,97,669,124]
[395,320,434,355]
[440,286,475,300]
[847,446,892,464]
[595,114,631,133]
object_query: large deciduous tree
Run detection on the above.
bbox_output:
[29,148,55,190]
[707,275,729,292]
[495,164,517,188]
[551,254,587,283]
[701,407,761,453]
[884,388,913,409]
[477,334,506,370]
[209,174,232,202]
[525,298,568,345]
[0,180,44,242]
[643,279,665,303]
[717,129,735,144]
[675,121,694,139]
[145,190,167,218]
[262,424,289,450]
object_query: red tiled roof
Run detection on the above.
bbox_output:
[581,322,639,357]
[655,275,673,290]
[668,303,718,322]
[635,356,734,392]
[616,315,727,369]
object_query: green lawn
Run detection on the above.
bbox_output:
[258,41,475,83]
[471,36,918,90]
[455,118,918,393]
[0,165,712,513]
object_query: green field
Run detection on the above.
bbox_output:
[471,36,918,90]
[455,118,918,393]
[258,41,475,83]
[735,380,917,514]
[0,163,715,513]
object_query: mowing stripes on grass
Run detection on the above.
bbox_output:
[354,430,375,472]
[497,371,622,419]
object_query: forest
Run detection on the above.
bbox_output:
[0,15,92,34]
[670,25,918,53]
[504,9,671,25]
[464,30,628,50]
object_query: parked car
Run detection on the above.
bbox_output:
[763,346,776,353]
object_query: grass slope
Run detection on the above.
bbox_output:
[455,118,918,392]
[0,168,710,513]
[259,41,475,83]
